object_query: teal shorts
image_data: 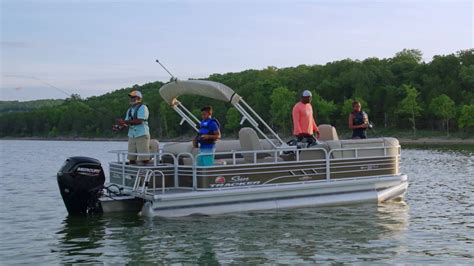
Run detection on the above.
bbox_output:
[197,148,215,166]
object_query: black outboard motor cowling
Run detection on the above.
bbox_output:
[57,156,105,215]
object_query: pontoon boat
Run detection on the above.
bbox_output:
[57,80,408,217]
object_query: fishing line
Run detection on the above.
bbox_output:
[4,74,120,119]
[4,74,74,98]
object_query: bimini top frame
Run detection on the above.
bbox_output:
[159,80,286,148]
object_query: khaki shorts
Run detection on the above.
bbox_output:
[128,135,150,161]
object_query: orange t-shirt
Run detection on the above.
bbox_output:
[292,102,318,135]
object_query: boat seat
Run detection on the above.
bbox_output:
[215,140,241,153]
[162,141,241,156]
[150,139,160,153]
[326,138,399,159]
[162,139,273,156]
[318,124,339,141]
[299,142,330,160]
[239,127,281,163]
[162,142,195,155]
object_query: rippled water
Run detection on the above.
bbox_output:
[0,140,473,264]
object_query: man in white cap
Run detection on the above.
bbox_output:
[292,90,320,143]
[115,89,150,164]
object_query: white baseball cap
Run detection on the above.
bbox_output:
[128,90,143,99]
[302,90,312,97]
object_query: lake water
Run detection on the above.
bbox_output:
[0,140,473,264]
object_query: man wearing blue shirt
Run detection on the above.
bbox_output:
[117,90,150,164]
[193,106,221,166]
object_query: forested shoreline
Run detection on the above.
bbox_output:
[1,49,473,139]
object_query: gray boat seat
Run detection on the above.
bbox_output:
[163,128,282,165]
[162,142,195,155]
[326,138,399,159]
[239,127,282,163]
[299,142,330,160]
[162,139,273,156]
[318,124,339,141]
[150,139,160,153]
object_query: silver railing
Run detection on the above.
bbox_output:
[132,169,166,195]
[108,150,179,191]
[108,145,401,193]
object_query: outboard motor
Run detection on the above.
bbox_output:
[57,156,105,215]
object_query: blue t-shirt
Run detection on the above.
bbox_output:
[198,118,219,149]
[125,104,149,138]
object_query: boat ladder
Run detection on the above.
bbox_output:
[132,169,166,197]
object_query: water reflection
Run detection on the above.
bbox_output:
[56,216,106,263]
[55,202,408,264]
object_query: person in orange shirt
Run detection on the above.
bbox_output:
[292,90,320,144]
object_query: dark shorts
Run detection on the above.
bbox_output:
[352,129,367,139]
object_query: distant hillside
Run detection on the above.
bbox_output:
[0,99,65,113]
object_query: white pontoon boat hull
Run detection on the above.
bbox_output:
[101,174,407,218]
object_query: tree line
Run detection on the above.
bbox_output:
[1,48,473,139]
[0,99,64,113]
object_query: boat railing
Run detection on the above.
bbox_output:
[190,146,327,164]
[132,169,166,195]
[108,144,401,193]
[108,150,179,190]
[109,150,178,166]
[326,145,401,178]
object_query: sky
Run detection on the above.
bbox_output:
[1,0,473,101]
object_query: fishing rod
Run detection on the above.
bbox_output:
[155,59,177,81]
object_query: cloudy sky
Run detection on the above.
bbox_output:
[1,0,472,101]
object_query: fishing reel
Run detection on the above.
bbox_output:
[112,124,124,132]
[112,118,127,132]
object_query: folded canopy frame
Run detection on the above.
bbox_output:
[158,80,286,148]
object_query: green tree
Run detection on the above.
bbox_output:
[159,101,179,137]
[429,94,455,135]
[311,92,337,124]
[458,104,474,130]
[67,93,82,101]
[270,87,296,134]
[394,49,423,63]
[397,84,423,135]
[225,107,241,135]
[460,65,474,87]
